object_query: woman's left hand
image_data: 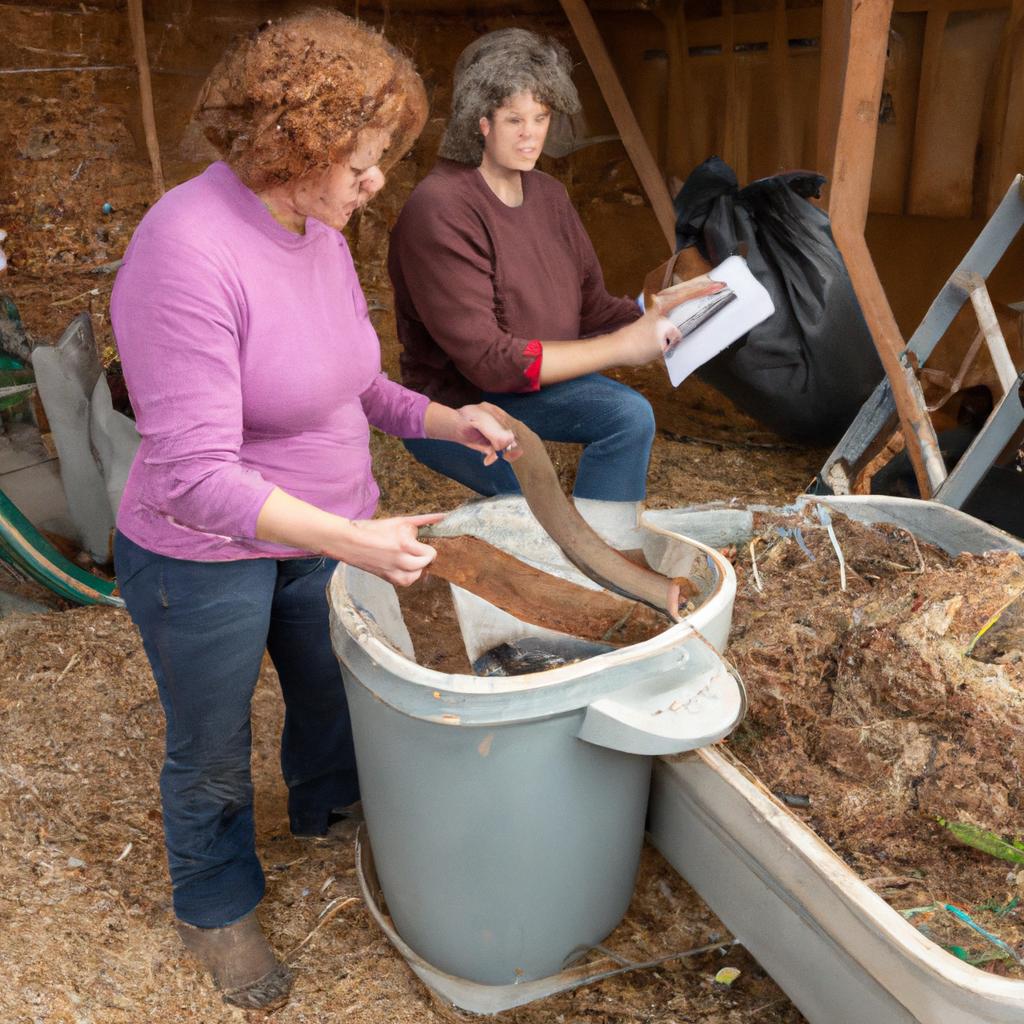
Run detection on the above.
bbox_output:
[424,401,521,465]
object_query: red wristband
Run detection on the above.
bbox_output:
[520,339,542,392]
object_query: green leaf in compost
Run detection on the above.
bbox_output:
[937,818,1024,865]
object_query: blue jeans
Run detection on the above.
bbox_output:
[114,532,358,928]
[404,374,655,501]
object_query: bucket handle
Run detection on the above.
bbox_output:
[577,632,747,756]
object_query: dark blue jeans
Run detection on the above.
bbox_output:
[115,532,358,928]
[404,373,655,501]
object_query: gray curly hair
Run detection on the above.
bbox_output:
[438,28,581,165]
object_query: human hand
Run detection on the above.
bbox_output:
[616,275,728,367]
[430,402,521,466]
[614,306,683,366]
[651,274,726,317]
[329,512,446,586]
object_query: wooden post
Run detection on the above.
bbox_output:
[905,1,949,215]
[559,0,677,251]
[816,0,851,208]
[829,0,946,498]
[771,0,797,171]
[127,0,165,198]
[987,0,1024,212]
[721,0,741,179]
[657,0,693,183]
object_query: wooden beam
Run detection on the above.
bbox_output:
[720,0,741,178]
[987,0,1024,212]
[829,0,946,498]
[817,0,850,202]
[657,0,693,182]
[426,536,669,646]
[905,2,950,215]
[894,0,1008,13]
[559,0,677,251]
[127,0,164,199]
[771,0,797,171]
[686,8,821,49]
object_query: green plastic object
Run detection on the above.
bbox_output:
[944,904,1024,967]
[0,487,122,607]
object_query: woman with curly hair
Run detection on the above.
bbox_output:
[110,11,516,1009]
[389,28,722,547]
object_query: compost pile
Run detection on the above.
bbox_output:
[725,505,1024,975]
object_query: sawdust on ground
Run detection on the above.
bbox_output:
[0,600,804,1024]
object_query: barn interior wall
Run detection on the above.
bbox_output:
[2,0,1022,398]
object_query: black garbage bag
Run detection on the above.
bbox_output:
[674,156,883,443]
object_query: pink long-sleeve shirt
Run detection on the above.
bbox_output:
[111,161,430,562]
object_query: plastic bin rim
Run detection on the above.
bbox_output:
[664,746,1024,1003]
[329,523,736,699]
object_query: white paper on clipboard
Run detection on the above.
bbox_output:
[662,254,774,388]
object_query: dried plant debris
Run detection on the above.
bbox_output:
[725,506,1024,976]
[0,605,804,1023]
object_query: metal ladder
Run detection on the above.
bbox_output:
[814,174,1024,507]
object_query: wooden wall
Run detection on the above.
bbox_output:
[3,0,1022,359]
[593,0,1023,218]
[589,0,1024,378]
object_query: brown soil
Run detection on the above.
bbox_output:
[725,507,1024,975]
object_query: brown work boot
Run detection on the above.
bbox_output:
[175,910,294,1010]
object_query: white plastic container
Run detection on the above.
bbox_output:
[646,495,1024,1024]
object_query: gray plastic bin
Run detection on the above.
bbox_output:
[328,497,741,1000]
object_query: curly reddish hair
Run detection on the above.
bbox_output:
[194,10,427,191]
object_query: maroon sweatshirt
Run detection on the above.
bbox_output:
[388,159,640,407]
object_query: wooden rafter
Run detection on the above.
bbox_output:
[559,0,677,251]
[656,0,693,183]
[987,0,1024,211]
[816,0,851,208]
[829,0,946,498]
[771,0,797,171]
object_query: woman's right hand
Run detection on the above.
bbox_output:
[613,307,680,367]
[327,513,445,586]
[256,489,445,586]
[613,274,727,367]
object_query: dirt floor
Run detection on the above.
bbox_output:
[0,73,821,1024]
[0,597,808,1024]
[0,423,819,1024]
[4,9,995,1019]
[0,320,821,1024]
[0,73,822,1024]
